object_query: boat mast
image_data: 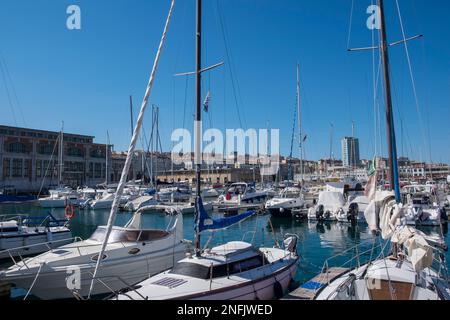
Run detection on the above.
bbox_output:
[58,122,64,187]
[297,63,303,184]
[194,0,202,257]
[378,0,401,202]
[106,130,110,185]
[88,0,176,298]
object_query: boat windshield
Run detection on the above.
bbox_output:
[89,227,169,243]
[282,190,300,198]
[226,184,247,196]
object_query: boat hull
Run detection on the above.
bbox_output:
[267,208,294,218]
[2,242,188,300]
[0,230,72,259]
[38,199,78,208]
[0,195,36,204]
[187,261,298,300]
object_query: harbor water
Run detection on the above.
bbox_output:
[1,202,449,294]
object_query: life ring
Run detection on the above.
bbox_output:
[65,205,76,219]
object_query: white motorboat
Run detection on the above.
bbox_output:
[308,191,346,221]
[401,185,447,226]
[37,187,79,208]
[265,187,306,218]
[0,209,189,299]
[335,195,370,223]
[158,185,191,203]
[217,182,268,207]
[89,190,115,210]
[200,187,220,200]
[0,214,72,259]
[89,188,137,210]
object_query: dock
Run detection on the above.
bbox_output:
[283,267,349,300]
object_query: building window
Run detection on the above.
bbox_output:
[37,143,55,155]
[91,148,105,159]
[3,159,10,178]
[88,163,94,178]
[12,159,23,177]
[94,163,102,178]
[36,160,42,178]
[6,142,29,154]
[65,161,84,173]
[24,159,31,178]
[67,147,83,158]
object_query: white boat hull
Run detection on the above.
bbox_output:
[0,229,72,259]
[2,242,188,299]
[38,199,78,208]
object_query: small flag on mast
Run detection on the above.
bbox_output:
[203,91,211,112]
[364,159,377,201]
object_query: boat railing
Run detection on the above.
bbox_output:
[1,236,84,268]
[320,239,389,286]
[241,231,257,244]
[0,214,68,228]
[74,272,150,300]
[432,250,450,281]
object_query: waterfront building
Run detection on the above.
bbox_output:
[0,125,111,192]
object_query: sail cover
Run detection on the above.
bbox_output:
[195,197,255,233]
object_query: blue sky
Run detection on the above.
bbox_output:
[0,0,449,163]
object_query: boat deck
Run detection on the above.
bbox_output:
[283,267,349,300]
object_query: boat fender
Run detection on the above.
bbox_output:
[316,205,324,221]
[47,231,53,243]
[273,280,283,299]
[440,207,448,222]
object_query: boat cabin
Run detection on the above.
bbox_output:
[168,241,269,280]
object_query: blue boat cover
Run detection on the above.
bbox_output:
[301,281,323,290]
[195,197,255,233]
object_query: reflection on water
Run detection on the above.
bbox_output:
[1,203,449,284]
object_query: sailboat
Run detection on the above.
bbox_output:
[38,126,79,208]
[266,65,306,218]
[292,0,450,300]
[111,0,299,301]
[0,1,188,300]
